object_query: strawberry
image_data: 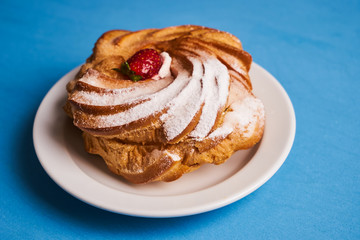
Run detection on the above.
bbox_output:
[113,48,162,82]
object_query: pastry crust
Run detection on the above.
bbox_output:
[65,25,265,184]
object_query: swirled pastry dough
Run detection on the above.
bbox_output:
[64,25,265,183]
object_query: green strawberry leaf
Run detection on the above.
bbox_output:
[112,68,122,73]
[112,62,143,82]
[129,75,143,82]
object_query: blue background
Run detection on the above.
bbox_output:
[1,0,359,239]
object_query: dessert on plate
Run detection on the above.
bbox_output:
[64,25,265,184]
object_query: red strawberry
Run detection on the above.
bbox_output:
[114,48,162,82]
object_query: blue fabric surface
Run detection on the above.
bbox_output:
[1,0,359,239]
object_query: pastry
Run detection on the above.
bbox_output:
[64,25,265,184]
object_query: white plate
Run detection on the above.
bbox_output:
[33,63,295,218]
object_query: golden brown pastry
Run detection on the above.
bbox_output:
[64,25,265,184]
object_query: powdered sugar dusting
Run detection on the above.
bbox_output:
[189,57,229,140]
[70,50,262,142]
[150,149,181,162]
[208,96,264,139]
[70,76,172,106]
[160,57,203,140]
[91,70,189,128]
[164,150,181,161]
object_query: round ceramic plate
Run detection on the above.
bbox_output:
[33,63,295,218]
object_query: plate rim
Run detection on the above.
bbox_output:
[33,62,296,218]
